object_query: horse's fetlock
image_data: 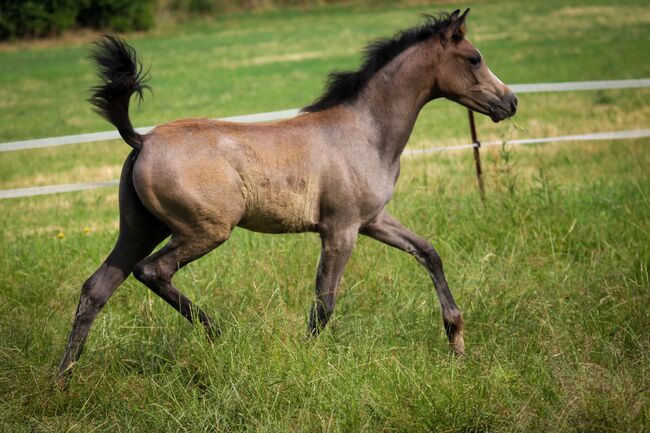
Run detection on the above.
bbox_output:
[308,301,334,334]
[442,309,465,355]
[443,309,463,328]
[315,302,334,320]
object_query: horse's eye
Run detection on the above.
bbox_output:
[468,55,482,67]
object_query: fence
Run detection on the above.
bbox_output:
[1,79,649,199]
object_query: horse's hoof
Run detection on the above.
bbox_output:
[54,367,73,390]
[203,322,221,342]
[450,331,465,356]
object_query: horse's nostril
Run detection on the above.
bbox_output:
[510,94,518,114]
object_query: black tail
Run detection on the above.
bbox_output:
[89,35,150,150]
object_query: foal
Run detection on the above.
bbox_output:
[59,9,517,375]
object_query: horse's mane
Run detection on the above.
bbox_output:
[302,13,455,113]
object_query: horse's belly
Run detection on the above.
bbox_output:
[238,181,319,233]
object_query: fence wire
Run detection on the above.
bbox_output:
[2,128,649,199]
[1,79,649,153]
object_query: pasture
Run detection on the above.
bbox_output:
[1,0,649,431]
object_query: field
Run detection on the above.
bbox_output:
[1,0,649,431]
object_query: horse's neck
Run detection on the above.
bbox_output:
[354,48,435,164]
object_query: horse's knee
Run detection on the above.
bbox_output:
[431,252,443,271]
[413,243,443,270]
[423,244,443,269]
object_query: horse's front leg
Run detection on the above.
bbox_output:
[361,210,465,355]
[308,225,358,335]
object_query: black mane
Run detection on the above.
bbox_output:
[302,13,455,113]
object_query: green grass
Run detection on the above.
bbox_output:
[1,0,649,431]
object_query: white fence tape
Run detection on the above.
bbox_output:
[509,78,650,93]
[402,129,650,156]
[1,79,648,153]
[0,181,119,199]
[2,128,649,199]
[0,109,302,153]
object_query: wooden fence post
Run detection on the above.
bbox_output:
[468,109,485,201]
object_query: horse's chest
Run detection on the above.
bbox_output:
[355,166,399,218]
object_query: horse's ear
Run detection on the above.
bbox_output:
[457,8,470,35]
[444,8,470,42]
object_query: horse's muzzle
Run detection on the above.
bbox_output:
[489,93,518,122]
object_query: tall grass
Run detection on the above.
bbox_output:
[1,138,648,432]
[1,0,649,431]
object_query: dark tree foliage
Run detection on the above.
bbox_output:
[0,0,79,39]
[0,0,155,40]
[77,0,155,33]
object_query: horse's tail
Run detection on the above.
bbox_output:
[89,35,150,151]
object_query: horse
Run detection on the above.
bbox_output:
[58,9,517,376]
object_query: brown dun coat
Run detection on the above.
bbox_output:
[59,9,517,377]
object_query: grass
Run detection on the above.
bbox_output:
[1,0,649,431]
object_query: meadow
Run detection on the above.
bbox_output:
[1,0,649,431]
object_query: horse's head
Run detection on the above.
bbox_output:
[433,9,517,122]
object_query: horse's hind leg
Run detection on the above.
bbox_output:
[132,225,233,337]
[58,229,166,376]
[58,153,170,377]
